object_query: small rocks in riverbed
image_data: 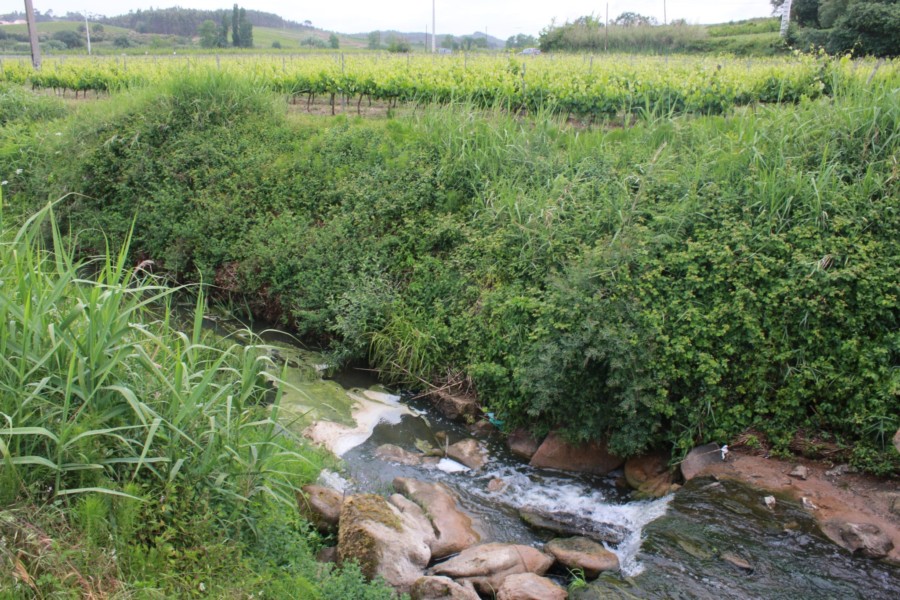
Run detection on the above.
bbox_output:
[825,464,857,478]
[447,438,489,470]
[836,521,894,558]
[721,552,754,573]
[789,465,810,480]
[428,543,553,596]
[763,496,777,510]
[411,576,479,600]
[375,444,423,466]
[545,536,620,578]
[497,573,568,600]
[487,478,508,493]
[624,452,678,498]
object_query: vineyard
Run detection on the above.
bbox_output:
[2,52,896,118]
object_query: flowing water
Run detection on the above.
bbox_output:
[220,317,900,598]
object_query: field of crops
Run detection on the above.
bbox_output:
[2,53,895,117]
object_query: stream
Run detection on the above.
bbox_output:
[222,318,900,599]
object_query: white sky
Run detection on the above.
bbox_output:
[24,1,776,39]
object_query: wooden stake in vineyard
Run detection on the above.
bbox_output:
[24,0,42,69]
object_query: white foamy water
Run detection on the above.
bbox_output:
[304,390,415,456]
[468,465,673,576]
[318,469,352,493]
[435,458,471,473]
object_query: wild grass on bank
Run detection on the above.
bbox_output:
[0,197,396,596]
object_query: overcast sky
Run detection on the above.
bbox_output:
[27,1,776,39]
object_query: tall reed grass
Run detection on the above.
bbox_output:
[0,199,320,511]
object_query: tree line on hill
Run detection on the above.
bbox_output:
[96,6,306,37]
[198,5,253,49]
[773,0,899,56]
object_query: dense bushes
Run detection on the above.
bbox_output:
[4,66,898,475]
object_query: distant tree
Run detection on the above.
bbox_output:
[218,14,230,48]
[232,4,241,47]
[367,30,381,49]
[505,33,537,49]
[386,35,411,53]
[440,34,456,49]
[819,0,850,28]
[198,19,218,48]
[113,35,132,48]
[771,0,821,27]
[329,33,340,49]
[827,0,900,57]
[52,30,84,49]
[612,12,658,27]
[239,8,253,47]
[271,40,282,49]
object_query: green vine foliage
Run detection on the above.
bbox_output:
[6,66,899,474]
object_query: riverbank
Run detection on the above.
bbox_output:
[688,446,900,565]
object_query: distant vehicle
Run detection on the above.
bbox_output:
[520,48,541,56]
[437,48,453,55]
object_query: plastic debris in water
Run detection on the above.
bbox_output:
[720,444,730,461]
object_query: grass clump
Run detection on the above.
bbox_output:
[0,197,398,596]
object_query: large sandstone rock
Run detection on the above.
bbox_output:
[497,573,568,600]
[508,428,543,460]
[447,438,489,470]
[338,494,436,592]
[299,485,343,534]
[680,443,724,481]
[545,536,620,578]
[429,543,553,595]
[529,433,623,475]
[410,576,480,600]
[519,508,627,545]
[624,452,677,498]
[394,477,480,558]
[894,428,900,454]
[375,444,424,466]
[827,521,895,558]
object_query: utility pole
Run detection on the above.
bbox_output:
[605,3,609,52]
[432,0,436,53]
[780,0,794,38]
[85,12,92,55]
[664,1,667,25]
[24,0,42,69]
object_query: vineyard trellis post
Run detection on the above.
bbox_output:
[24,0,42,70]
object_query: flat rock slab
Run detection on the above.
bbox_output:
[680,443,724,481]
[411,576,479,600]
[529,433,623,475]
[497,573,568,600]
[429,543,553,595]
[545,536,620,578]
[394,477,481,558]
[433,392,479,421]
[520,508,628,545]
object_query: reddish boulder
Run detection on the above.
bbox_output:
[624,452,677,498]
[497,573,568,600]
[298,485,343,534]
[508,428,543,460]
[529,433,623,475]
